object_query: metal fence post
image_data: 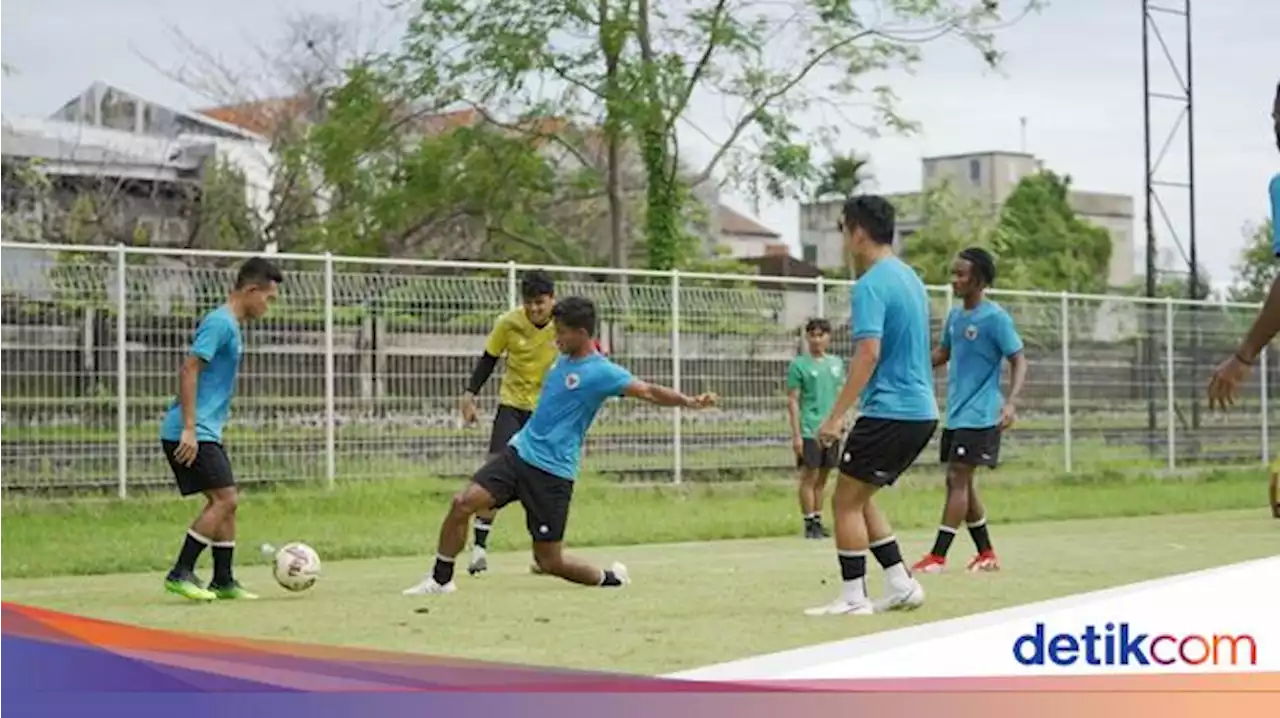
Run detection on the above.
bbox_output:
[815,275,825,319]
[116,243,128,499]
[1060,291,1072,473]
[1164,298,1176,470]
[324,252,336,489]
[1262,347,1270,467]
[671,269,683,485]
[507,261,518,309]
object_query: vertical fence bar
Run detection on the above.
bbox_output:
[1060,291,1072,473]
[116,244,128,499]
[671,270,683,485]
[1262,347,1270,467]
[506,261,518,309]
[324,252,336,489]
[1165,298,1176,470]
[815,275,825,318]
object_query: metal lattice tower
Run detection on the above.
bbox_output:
[1142,0,1200,446]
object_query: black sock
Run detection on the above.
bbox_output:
[432,554,456,585]
[870,536,906,570]
[172,530,210,576]
[599,569,623,587]
[813,512,823,525]
[837,550,868,582]
[968,517,993,553]
[473,519,492,549]
[931,526,958,558]
[211,542,235,586]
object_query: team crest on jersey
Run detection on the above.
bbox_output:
[565,372,581,390]
[964,324,979,341]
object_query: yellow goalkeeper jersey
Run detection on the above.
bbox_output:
[484,307,558,411]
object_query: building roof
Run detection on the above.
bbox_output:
[52,81,265,142]
[199,96,317,136]
[1,116,213,182]
[741,253,822,280]
[719,206,780,238]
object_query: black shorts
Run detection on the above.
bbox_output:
[488,404,533,455]
[472,448,574,542]
[940,426,1002,468]
[161,440,236,496]
[797,437,841,470]
[837,417,938,487]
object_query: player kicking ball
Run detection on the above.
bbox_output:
[160,258,282,602]
[806,195,936,617]
[787,318,843,539]
[403,296,716,595]
[913,247,1028,574]
[459,270,558,576]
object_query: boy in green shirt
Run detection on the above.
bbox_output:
[786,318,845,539]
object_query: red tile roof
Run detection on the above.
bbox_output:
[719,206,780,238]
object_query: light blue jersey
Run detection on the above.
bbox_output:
[510,352,634,480]
[1270,173,1280,257]
[941,301,1024,430]
[850,256,938,421]
[160,306,243,443]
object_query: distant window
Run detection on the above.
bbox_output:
[100,89,137,132]
[969,158,981,185]
[802,244,818,264]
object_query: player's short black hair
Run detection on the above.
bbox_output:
[840,194,896,245]
[958,246,997,286]
[521,270,555,300]
[551,296,596,336]
[805,318,832,334]
[235,257,283,289]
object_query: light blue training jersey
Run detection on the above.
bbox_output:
[941,301,1024,430]
[510,352,634,480]
[159,305,243,443]
[850,256,938,421]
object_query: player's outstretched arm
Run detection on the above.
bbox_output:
[623,380,716,409]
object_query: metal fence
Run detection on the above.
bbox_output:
[1,241,1275,496]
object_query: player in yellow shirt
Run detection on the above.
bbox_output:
[458,271,558,574]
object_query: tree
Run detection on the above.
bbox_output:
[1229,219,1276,303]
[897,182,1003,285]
[813,153,873,202]
[394,0,1040,270]
[994,171,1112,293]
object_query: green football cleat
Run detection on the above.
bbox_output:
[164,577,217,602]
[209,581,259,600]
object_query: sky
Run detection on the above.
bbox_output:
[2,0,1277,286]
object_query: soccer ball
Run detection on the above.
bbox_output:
[271,542,322,592]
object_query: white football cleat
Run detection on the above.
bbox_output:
[804,597,874,616]
[467,548,488,576]
[401,577,457,595]
[608,561,630,586]
[873,579,926,613]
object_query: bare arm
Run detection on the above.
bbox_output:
[178,355,206,432]
[787,389,802,442]
[824,339,881,426]
[623,379,706,408]
[1237,274,1280,362]
[1006,351,1028,407]
[932,345,950,369]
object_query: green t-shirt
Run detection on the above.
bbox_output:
[786,353,845,438]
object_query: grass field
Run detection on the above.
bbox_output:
[4,510,1278,675]
[4,466,1278,675]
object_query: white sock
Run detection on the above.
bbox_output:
[841,578,868,604]
[885,562,914,592]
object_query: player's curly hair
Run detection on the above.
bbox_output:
[840,194,896,245]
[552,296,597,336]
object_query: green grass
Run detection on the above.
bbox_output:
[2,467,1272,579]
[3,510,1277,674]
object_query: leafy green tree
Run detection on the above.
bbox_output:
[994,171,1112,293]
[1228,219,1276,303]
[896,183,1003,285]
[392,0,1040,270]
